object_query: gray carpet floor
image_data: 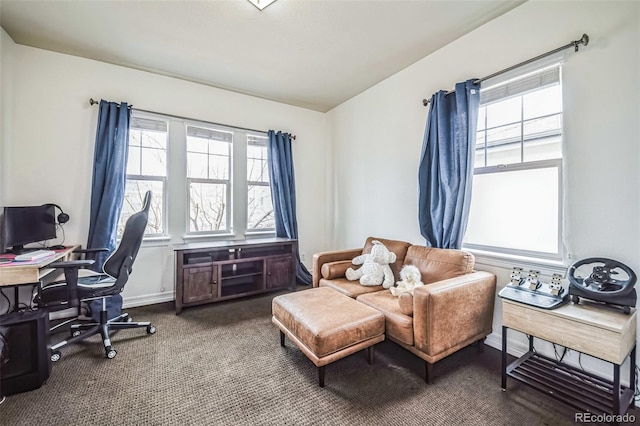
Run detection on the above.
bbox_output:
[0,290,599,425]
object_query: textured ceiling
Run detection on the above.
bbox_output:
[0,0,524,112]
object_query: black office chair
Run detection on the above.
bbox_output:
[38,191,156,361]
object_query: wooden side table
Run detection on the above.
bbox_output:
[501,299,637,416]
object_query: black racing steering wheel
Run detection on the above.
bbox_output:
[568,258,637,295]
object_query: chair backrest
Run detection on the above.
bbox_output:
[103,191,151,280]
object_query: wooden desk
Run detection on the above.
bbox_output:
[502,299,637,416]
[0,246,79,286]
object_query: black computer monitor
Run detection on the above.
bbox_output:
[1,205,57,254]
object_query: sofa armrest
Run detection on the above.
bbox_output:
[312,248,362,287]
[413,271,496,357]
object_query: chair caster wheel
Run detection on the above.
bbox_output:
[106,349,117,359]
[51,351,61,362]
[147,325,156,334]
[72,330,81,338]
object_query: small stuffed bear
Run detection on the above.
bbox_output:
[390,264,424,296]
[345,240,396,288]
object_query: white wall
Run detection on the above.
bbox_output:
[0,28,15,206]
[326,1,639,382]
[4,46,327,305]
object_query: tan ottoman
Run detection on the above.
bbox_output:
[272,287,385,387]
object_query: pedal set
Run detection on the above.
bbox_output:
[499,267,568,309]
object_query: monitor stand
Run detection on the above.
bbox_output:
[8,245,39,255]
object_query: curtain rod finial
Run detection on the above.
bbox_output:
[575,33,589,52]
[581,33,589,46]
[89,98,99,106]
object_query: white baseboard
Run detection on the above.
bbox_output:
[485,331,529,358]
[123,292,175,309]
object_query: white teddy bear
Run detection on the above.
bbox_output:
[345,240,396,288]
[390,265,424,296]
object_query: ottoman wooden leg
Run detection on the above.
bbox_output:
[367,346,375,365]
[318,366,325,388]
[280,330,285,347]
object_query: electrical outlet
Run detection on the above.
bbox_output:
[300,252,306,261]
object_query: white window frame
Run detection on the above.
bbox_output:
[246,134,275,234]
[463,61,564,261]
[185,123,233,235]
[465,159,563,260]
[121,113,169,238]
[122,110,276,242]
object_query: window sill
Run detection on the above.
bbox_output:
[181,233,237,242]
[466,248,568,276]
[117,235,171,248]
[244,230,276,238]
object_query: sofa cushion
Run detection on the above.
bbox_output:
[363,237,411,281]
[397,293,413,316]
[357,290,414,346]
[403,246,474,284]
[321,260,352,280]
[319,278,383,299]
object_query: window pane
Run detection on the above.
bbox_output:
[477,107,486,131]
[486,123,522,166]
[209,154,229,180]
[523,136,562,163]
[127,146,141,175]
[140,130,167,149]
[247,159,269,183]
[474,131,486,168]
[523,114,562,138]
[189,182,227,232]
[140,147,167,177]
[523,84,562,120]
[129,129,142,147]
[209,141,230,156]
[247,184,274,230]
[486,141,522,167]
[486,96,521,128]
[118,179,164,236]
[187,136,229,180]
[464,166,559,254]
[247,144,263,159]
[187,137,209,154]
[187,152,208,179]
[247,143,268,183]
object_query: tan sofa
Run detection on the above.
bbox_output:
[312,237,496,383]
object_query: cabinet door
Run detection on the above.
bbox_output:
[183,265,219,304]
[266,256,293,289]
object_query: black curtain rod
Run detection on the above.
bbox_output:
[422,33,589,107]
[89,98,296,139]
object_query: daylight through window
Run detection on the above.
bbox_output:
[464,63,563,259]
[119,116,168,236]
[118,111,274,240]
